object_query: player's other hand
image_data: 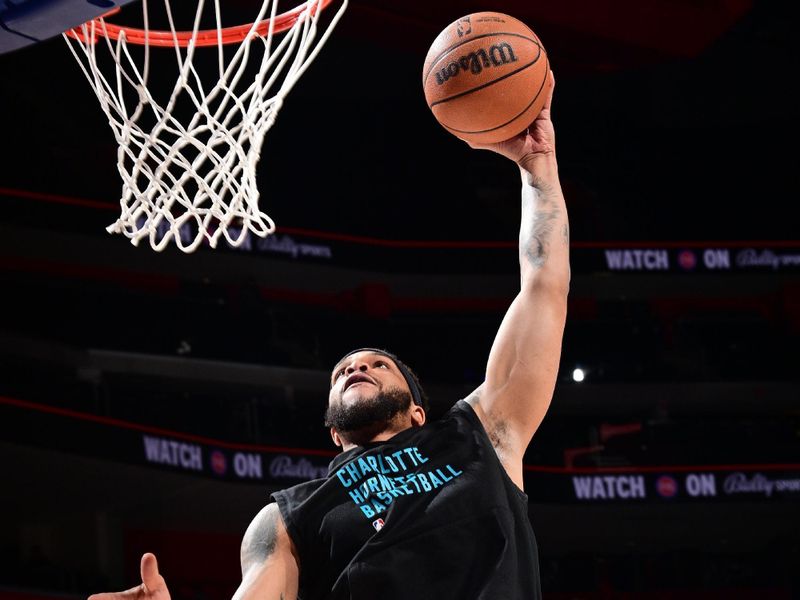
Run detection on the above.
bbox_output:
[467,70,556,168]
[89,554,170,600]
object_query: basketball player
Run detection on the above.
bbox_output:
[91,71,567,600]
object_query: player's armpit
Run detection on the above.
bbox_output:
[234,503,299,600]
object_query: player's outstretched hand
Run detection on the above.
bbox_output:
[467,70,556,168]
[89,554,170,600]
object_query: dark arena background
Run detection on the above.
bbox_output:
[1,0,798,598]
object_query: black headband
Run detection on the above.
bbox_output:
[336,348,424,408]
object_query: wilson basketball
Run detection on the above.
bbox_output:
[422,12,551,144]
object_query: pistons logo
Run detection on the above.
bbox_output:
[656,476,678,498]
[210,450,227,475]
[678,250,697,270]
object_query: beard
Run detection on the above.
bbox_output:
[325,386,412,438]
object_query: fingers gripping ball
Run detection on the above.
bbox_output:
[422,12,552,144]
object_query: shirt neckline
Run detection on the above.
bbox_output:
[327,424,422,474]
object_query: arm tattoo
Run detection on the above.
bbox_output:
[520,183,561,270]
[241,504,279,574]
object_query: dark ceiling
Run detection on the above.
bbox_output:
[338,0,755,73]
[0,0,796,248]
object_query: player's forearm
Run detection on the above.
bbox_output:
[517,154,570,291]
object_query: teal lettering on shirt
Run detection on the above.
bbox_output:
[336,446,464,521]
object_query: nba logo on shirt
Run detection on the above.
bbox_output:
[372,518,385,532]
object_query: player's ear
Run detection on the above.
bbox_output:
[410,405,426,427]
[330,428,344,447]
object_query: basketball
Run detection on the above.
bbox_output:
[422,12,551,145]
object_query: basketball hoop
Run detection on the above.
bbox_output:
[64,0,347,252]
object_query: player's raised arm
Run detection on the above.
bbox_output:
[466,72,570,489]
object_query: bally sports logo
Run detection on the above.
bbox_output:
[434,43,518,85]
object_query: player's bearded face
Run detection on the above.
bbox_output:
[325,386,412,433]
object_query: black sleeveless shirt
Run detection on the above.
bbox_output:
[271,401,541,599]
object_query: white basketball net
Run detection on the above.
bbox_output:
[64,0,347,252]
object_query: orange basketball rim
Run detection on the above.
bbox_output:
[67,0,337,46]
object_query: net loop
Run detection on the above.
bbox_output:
[64,0,347,252]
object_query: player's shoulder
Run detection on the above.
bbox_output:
[419,392,487,438]
[450,386,484,423]
[453,385,515,458]
[241,503,282,569]
[462,385,482,411]
[243,503,281,545]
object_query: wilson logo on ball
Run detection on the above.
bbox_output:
[434,42,518,85]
